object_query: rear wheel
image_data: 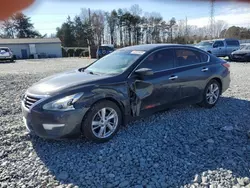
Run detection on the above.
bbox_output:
[82,100,122,143]
[198,79,221,108]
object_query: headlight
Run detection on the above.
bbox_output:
[43,93,83,111]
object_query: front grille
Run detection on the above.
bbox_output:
[233,53,246,57]
[24,95,41,109]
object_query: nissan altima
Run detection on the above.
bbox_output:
[21,44,230,142]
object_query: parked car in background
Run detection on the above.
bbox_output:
[96,44,115,59]
[240,43,250,50]
[0,47,14,62]
[195,38,240,59]
[21,44,230,142]
[231,43,250,62]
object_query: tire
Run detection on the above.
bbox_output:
[82,100,122,143]
[228,55,233,62]
[198,79,221,108]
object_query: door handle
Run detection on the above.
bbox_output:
[201,68,209,72]
[169,75,178,80]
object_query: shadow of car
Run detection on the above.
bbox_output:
[29,96,250,187]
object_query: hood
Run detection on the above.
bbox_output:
[232,49,250,55]
[27,69,109,96]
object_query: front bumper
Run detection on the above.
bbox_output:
[21,101,88,139]
[231,54,250,61]
[0,56,13,60]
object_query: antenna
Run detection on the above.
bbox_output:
[209,0,215,39]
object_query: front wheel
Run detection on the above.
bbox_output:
[228,55,233,62]
[82,100,122,143]
[198,79,221,108]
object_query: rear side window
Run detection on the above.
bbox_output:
[226,40,240,46]
[138,49,175,72]
[175,49,209,67]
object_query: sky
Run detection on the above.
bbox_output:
[23,0,250,35]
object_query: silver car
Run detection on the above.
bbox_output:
[0,47,14,62]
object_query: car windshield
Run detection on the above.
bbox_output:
[197,41,213,46]
[85,50,144,75]
[0,48,9,52]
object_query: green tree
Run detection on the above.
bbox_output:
[106,10,118,45]
[12,13,41,38]
[1,13,41,38]
[56,16,76,47]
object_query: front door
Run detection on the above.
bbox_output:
[21,49,28,59]
[212,41,225,57]
[128,48,182,115]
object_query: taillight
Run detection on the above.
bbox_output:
[222,62,230,71]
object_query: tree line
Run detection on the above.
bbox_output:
[0,5,250,47]
[56,4,250,47]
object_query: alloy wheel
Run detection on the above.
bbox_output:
[91,107,118,139]
[206,83,220,104]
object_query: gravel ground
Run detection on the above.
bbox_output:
[0,58,250,188]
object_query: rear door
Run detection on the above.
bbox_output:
[226,40,240,55]
[172,48,212,103]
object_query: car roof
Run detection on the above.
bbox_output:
[118,44,187,52]
[214,38,239,41]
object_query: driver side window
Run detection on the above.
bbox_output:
[137,49,175,72]
[214,41,224,47]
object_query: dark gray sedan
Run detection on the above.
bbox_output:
[231,43,250,62]
[21,44,230,142]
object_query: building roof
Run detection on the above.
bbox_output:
[0,38,61,44]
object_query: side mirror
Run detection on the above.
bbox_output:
[134,68,154,77]
[213,44,218,48]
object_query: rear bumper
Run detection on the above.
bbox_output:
[21,101,88,139]
[222,72,230,93]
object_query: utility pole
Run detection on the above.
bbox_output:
[88,8,91,25]
[185,16,188,44]
[209,0,215,39]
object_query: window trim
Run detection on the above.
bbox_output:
[128,46,210,78]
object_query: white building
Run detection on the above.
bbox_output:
[0,38,62,59]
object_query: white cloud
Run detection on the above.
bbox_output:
[188,6,250,28]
